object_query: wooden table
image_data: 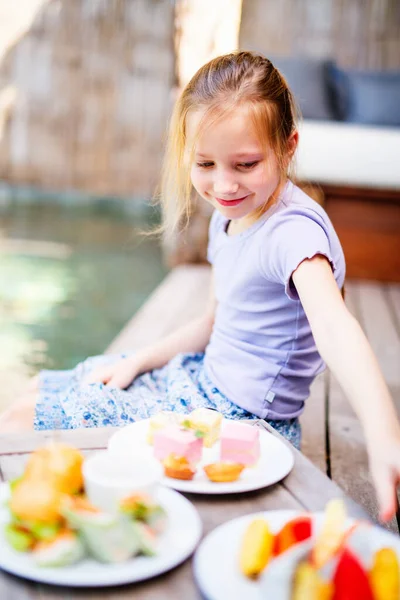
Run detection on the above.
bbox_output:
[0,421,370,599]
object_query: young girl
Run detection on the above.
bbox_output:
[1,51,399,521]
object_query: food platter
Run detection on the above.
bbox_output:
[0,483,202,587]
[193,509,400,600]
[108,418,294,494]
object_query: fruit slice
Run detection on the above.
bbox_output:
[311,499,348,569]
[292,562,334,600]
[333,548,374,600]
[273,515,312,556]
[369,547,400,600]
[239,518,274,579]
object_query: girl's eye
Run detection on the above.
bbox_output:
[196,162,214,168]
[195,160,259,169]
[238,161,259,169]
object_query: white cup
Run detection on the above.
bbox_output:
[82,450,163,514]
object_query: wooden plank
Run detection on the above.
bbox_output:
[329,281,399,532]
[260,422,369,521]
[0,574,43,600]
[355,282,400,390]
[0,454,30,482]
[0,427,118,457]
[355,280,400,527]
[106,265,211,354]
[299,372,327,474]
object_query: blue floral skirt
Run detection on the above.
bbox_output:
[35,352,301,449]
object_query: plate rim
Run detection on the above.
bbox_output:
[0,482,202,587]
[193,508,400,600]
[108,418,294,495]
[193,509,299,600]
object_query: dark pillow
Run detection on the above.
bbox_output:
[269,56,335,120]
[328,64,400,126]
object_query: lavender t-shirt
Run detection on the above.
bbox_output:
[203,181,345,419]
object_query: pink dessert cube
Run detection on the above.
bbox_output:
[220,421,260,466]
[153,425,203,465]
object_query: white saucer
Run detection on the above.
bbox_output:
[108,418,294,494]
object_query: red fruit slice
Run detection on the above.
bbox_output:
[273,515,312,556]
[333,548,374,600]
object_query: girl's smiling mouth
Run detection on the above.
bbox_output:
[215,195,248,207]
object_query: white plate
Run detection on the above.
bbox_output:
[108,419,294,494]
[0,482,202,587]
[193,509,400,600]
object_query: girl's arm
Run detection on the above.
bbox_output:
[133,273,217,372]
[292,255,400,521]
[86,273,217,387]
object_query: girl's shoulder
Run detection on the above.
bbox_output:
[277,181,330,224]
[265,181,339,243]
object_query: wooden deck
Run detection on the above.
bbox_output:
[107,265,400,532]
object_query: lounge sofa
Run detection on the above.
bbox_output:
[271,56,400,281]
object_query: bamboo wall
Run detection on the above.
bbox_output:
[240,0,400,69]
[0,0,399,205]
[0,0,175,199]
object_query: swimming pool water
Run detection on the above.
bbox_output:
[0,202,167,409]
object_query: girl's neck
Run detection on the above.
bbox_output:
[226,178,287,236]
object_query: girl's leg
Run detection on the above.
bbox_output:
[0,391,37,433]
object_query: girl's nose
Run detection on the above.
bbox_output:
[213,177,239,196]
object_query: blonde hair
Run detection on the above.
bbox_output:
[157,50,299,237]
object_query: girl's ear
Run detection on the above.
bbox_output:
[281,130,298,171]
[288,130,299,158]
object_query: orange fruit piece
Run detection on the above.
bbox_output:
[273,515,312,556]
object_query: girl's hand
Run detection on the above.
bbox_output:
[84,357,141,389]
[367,429,400,522]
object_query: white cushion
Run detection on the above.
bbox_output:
[296,120,400,190]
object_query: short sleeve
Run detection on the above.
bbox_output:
[207,210,223,265]
[260,212,336,300]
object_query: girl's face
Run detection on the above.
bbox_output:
[187,104,283,230]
